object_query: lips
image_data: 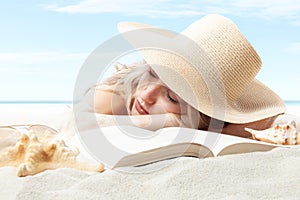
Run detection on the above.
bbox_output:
[135,98,149,115]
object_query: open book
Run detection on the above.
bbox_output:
[78,125,285,169]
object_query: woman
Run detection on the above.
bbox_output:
[80,14,300,139]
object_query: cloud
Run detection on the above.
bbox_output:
[285,42,300,53]
[0,51,90,100]
[44,0,300,24]
[0,52,88,73]
[216,0,300,20]
[43,0,204,17]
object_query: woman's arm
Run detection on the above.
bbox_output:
[221,113,300,138]
[74,112,183,132]
[78,86,127,115]
[93,90,127,115]
[220,115,279,138]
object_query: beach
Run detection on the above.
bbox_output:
[1,103,300,199]
[0,103,72,129]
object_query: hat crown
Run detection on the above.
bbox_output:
[181,14,262,100]
[119,14,262,101]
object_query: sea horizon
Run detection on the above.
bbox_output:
[0,100,73,104]
[0,100,299,106]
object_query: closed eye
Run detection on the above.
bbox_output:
[167,91,179,104]
[148,69,158,78]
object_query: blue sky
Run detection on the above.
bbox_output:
[0,0,300,101]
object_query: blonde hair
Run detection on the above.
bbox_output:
[96,61,225,130]
[98,61,149,113]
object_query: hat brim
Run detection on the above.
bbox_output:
[141,51,286,123]
[117,15,286,123]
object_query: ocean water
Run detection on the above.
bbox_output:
[285,101,300,106]
[0,100,299,106]
[0,101,73,104]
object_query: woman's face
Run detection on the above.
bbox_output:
[130,68,187,115]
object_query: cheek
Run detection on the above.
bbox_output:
[168,103,186,114]
[132,89,141,100]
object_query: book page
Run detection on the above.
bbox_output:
[79,126,216,168]
[78,125,281,169]
[113,143,214,168]
[207,133,281,156]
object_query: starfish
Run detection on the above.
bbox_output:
[0,126,104,177]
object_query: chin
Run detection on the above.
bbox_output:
[129,101,138,115]
[129,109,137,115]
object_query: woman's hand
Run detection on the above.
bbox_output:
[75,112,183,132]
[129,113,183,131]
[74,109,188,133]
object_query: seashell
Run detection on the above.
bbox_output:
[0,126,104,177]
[245,121,300,145]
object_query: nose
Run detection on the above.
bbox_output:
[140,84,162,105]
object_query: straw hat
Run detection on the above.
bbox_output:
[117,14,286,123]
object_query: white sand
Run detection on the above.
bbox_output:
[1,104,300,199]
